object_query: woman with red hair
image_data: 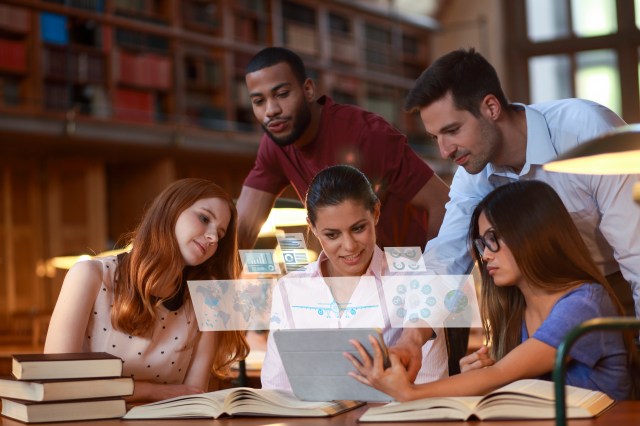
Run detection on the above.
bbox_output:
[45,178,248,402]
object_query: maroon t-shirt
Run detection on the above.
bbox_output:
[243,96,435,249]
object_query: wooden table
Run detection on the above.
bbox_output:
[1,401,638,425]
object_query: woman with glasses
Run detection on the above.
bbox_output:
[347,180,636,401]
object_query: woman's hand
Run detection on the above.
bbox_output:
[459,346,495,373]
[344,335,414,401]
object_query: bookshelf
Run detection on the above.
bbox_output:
[233,0,271,45]
[328,11,355,66]
[0,4,30,109]
[282,0,317,57]
[0,0,437,341]
[0,0,435,130]
[182,0,222,35]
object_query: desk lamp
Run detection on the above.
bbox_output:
[543,123,640,201]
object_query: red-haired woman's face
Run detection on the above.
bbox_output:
[175,197,231,267]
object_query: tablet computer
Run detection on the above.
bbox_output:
[272,328,393,402]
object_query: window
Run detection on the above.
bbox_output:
[506,0,640,122]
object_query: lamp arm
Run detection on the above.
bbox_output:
[553,317,640,426]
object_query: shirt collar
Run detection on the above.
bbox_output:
[487,103,558,178]
[314,246,386,280]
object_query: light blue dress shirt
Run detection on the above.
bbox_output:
[423,98,640,317]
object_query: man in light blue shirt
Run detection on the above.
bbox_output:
[409,48,639,318]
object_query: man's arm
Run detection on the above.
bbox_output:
[423,168,492,275]
[409,174,450,241]
[236,185,277,250]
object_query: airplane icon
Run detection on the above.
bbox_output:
[291,300,378,318]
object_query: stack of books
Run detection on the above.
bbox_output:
[0,352,133,423]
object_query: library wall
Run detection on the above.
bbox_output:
[45,158,108,304]
[0,0,439,345]
[430,0,507,91]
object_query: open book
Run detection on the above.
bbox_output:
[123,387,364,419]
[359,379,615,422]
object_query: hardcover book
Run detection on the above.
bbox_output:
[11,352,123,380]
[1,397,126,423]
[0,375,133,402]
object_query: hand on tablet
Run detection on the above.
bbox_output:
[345,335,414,401]
[387,327,433,381]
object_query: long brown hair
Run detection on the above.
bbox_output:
[468,181,635,368]
[112,178,248,376]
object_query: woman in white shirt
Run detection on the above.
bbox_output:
[261,165,449,391]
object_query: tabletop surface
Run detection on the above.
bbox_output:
[1,400,639,426]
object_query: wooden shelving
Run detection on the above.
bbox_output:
[183,47,226,129]
[282,0,316,57]
[400,30,429,79]
[0,0,434,130]
[0,3,29,109]
[233,0,270,45]
[328,11,355,65]
[182,0,222,35]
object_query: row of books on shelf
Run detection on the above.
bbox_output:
[0,4,29,34]
[0,351,617,423]
[114,88,156,123]
[40,12,168,52]
[46,0,104,12]
[42,46,171,89]
[43,46,106,83]
[10,41,212,92]
[115,49,171,89]
[0,40,27,73]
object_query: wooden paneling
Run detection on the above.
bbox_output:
[107,158,176,244]
[0,162,45,316]
[45,158,107,304]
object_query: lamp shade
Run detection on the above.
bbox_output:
[257,198,307,237]
[543,123,640,174]
[45,244,132,272]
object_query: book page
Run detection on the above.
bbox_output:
[226,388,339,410]
[482,379,608,406]
[361,407,471,422]
[225,388,363,417]
[485,379,555,400]
[123,389,231,419]
[362,396,479,419]
[475,379,613,420]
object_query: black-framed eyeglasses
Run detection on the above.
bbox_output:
[474,229,500,255]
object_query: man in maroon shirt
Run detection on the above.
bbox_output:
[237,47,449,252]
[236,47,452,380]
